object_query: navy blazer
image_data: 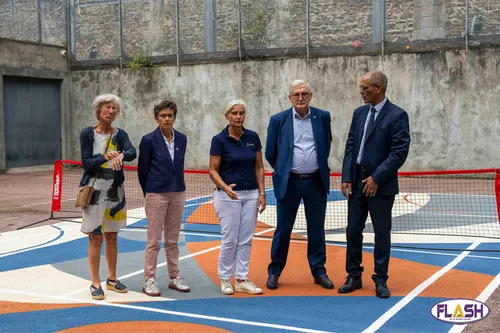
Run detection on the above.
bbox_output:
[341,99,411,195]
[265,107,332,200]
[137,127,187,195]
[79,126,137,187]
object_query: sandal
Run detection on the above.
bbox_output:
[106,278,128,293]
[90,285,105,300]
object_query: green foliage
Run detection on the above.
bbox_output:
[238,2,276,49]
[128,54,156,71]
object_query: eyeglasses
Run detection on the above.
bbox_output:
[291,92,311,99]
[157,113,175,119]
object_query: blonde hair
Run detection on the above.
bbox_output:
[92,94,122,120]
[225,99,248,115]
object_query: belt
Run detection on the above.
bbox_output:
[290,170,319,180]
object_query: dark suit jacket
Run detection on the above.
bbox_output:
[79,126,136,187]
[265,107,332,200]
[341,99,411,195]
[137,127,187,195]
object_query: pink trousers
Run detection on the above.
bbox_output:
[144,191,186,280]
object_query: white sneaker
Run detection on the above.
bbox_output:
[143,278,161,297]
[235,279,263,294]
[169,277,191,292]
[220,279,234,295]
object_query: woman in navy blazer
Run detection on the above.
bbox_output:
[137,99,190,296]
[79,93,136,301]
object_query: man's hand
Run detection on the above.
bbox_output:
[362,176,378,197]
[341,182,352,199]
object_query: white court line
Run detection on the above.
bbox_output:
[413,212,498,219]
[124,229,222,238]
[127,229,500,261]
[184,200,213,208]
[448,272,500,333]
[325,241,500,261]
[361,241,481,333]
[62,228,275,298]
[0,227,68,259]
[1,230,60,243]
[0,289,332,333]
[425,193,495,197]
[0,198,76,210]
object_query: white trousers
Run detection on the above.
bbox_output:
[214,189,259,280]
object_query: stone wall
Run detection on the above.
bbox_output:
[67,47,500,171]
[444,0,500,38]
[310,0,372,45]
[0,0,66,46]
[387,0,415,42]
[3,1,498,59]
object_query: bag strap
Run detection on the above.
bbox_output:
[90,132,113,187]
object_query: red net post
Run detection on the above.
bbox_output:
[496,169,500,224]
[52,160,63,213]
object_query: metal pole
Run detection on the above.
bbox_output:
[118,0,124,63]
[306,0,310,62]
[70,0,76,61]
[65,0,71,69]
[237,0,242,61]
[465,0,469,53]
[37,0,42,43]
[176,0,181,75]
[382,0,386,58]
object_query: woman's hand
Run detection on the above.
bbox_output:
[110,153,124,171]
[104,151,121,161]
[223,184,238,200]
[258,194,266,213]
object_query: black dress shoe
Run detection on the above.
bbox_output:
[314,275,334,289]
[266,275,279,290]
[375,282,391,298]
[338,275,362,293]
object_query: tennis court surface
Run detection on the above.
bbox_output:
[1,162,499,332]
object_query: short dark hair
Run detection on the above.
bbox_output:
[154,99,177,118]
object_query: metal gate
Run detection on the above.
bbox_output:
[3,77,61,168]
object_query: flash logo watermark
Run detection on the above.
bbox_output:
[430,299,490,324]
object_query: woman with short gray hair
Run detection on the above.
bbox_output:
[79,93,136,300]
[208,100,266,295]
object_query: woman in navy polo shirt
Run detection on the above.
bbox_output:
[209,100,266,295]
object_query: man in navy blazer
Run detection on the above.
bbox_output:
[138,100,191,296]
[265,80,333,290]
[339,71,410,298]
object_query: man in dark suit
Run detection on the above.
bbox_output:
[138,100,190,296]
[265,79,333,290]
[339,71,410,298]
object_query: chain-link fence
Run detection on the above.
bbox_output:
[1,0,499,61]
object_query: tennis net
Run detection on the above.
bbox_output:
[52,160,500,239]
